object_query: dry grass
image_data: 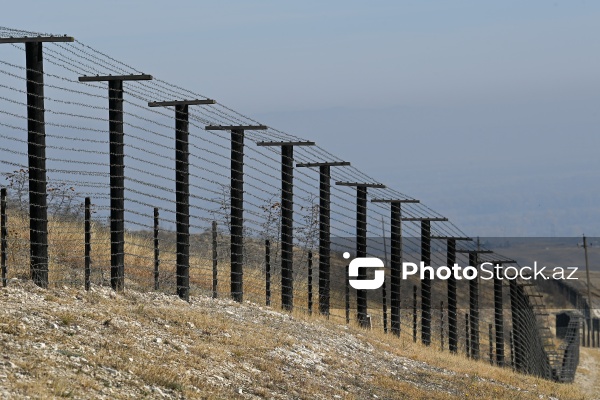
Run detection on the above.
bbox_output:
[1,209,595,398]
[575,346,600,397]
[0,281,590,399]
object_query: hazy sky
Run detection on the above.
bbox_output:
[4,1,600,236]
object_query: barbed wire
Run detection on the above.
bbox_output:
[0,25,582,382]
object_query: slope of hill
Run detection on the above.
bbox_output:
[0,279,588,399]
[576,346,600,398]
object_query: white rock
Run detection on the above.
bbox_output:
[153,386,164,396]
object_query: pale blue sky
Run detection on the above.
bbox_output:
[4,1,600,235]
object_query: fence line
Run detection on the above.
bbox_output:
[0,26,583,382]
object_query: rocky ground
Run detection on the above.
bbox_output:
[0,279,590,399]
[575,346,600,399]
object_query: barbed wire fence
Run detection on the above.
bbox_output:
[0,26,584,383]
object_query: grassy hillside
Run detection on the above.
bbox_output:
[0,279,591,399]
[2,208,597,398]
[4,215,527,370]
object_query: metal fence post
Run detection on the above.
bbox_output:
[356,184,369,326]
[1,188,6,287]
[421,220,431,346]
[403,217,447,346]
[469,251,480,359]
[308,251,313,315]
[594,318,600,347]
[382,275,388,333]
[281,144,294,310]
[440,301,444,351]
[509,280,524,371]
[319,164,331,316]
[175,104,190,300]
[413,285,418,343]
[26,41,49,288]
[149,99,215,300]
[489,323,494,365]
[80,73,153,291]
[371,199,420,336]
[346,264,350,324]
[429,236,472,353]
[153,208,159,291]
[494,262,509,366]
[336,182,386,328]
[84,197,91,291]
[231,128,244,302]
[509,330,515,369]
[466,313,470,358]
[258,141,315,311]
[280,144,294,310]
[0,35,75,287]
[389,201,402,336]
[212,221,218,299]
[265,239,271,306]
[109,78,125,291]
[206,125,267,302]
[447,239,457,352]
[297,162,350,317]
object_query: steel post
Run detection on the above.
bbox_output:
[108,79,125,291]
[85,197,91,291]
[175,104,190,301]
[447,238,458,352]
[281,145,294,310]
[421,220,431,346]
[494,264,505,366]
[390,202,401,336]
[469,251,480,359]
[356,186,369,327]
[25,42,49,288]
[230,129,244,302]
[319,165,331,315]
